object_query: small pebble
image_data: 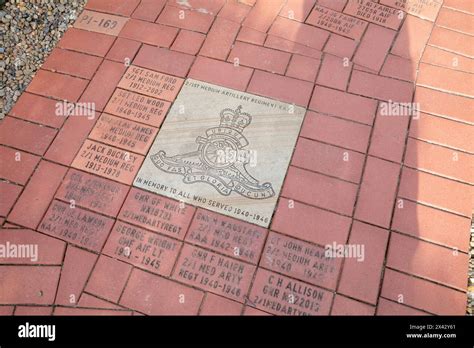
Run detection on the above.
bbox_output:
[0,0,86,118]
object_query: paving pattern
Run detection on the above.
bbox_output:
[0,0,473,316]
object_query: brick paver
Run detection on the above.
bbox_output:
[0,0,472,316]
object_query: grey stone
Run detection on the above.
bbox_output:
[134,79,306,227]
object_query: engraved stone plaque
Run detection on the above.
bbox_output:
[88,113,158,155]
[104,89,171,128]
[134,79,306,227]
[307,5,369,40]
[72,139,144,185]
[118,187,195,240]
[248,268,333,316]
[185,209,267,265]
[344,0,403,30]
[74,10,128,36]
[38,200,114,252]
[55,169,129,217]
[380,0,442,21]
[117,66,184,102]
[103,221,182,276]
[172,244,256,303]
[260,232,341,289]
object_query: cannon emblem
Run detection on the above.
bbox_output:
[150,105,275,200]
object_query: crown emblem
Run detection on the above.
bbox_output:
[219,105,251,133]
[151,103,275,200]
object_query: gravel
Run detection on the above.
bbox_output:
[0,0,86,118]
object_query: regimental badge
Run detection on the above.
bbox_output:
[150,105,275,200]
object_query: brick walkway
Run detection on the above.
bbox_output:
[0,0,472,316]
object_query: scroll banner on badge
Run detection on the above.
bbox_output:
[150,152,275,199]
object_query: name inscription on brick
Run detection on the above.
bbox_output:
[89,113,158,155]
[261,232,341,289]
[118,187,195,240]
[117,66,184,102]
[172,244,256,303]
[307,5,369,40]
[72,139,144,185]
[104,89,171,128]
[248,269,333,316]
[103,221,182,276]
[74,10,128,36]
[344,0,403,30]
[38,200,114,252]
[55,169,128,217]
[185,209,267,265]
[380,0,442,21]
